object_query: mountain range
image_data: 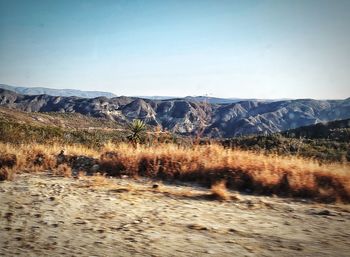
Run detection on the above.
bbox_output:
[0,88,349,137]
[0,84,117,98]
[0,84,286,104]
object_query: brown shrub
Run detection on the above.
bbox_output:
[0,167,16,181]
[25,152,56,171]
[0,153,17,168]
[99,157,127,177]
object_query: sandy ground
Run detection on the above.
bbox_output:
[1,173,350,257]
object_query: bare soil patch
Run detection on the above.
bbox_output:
[1,173,349,256]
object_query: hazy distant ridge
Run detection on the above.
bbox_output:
[0,84,117,98]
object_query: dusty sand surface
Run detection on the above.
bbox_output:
[1,173,350,257]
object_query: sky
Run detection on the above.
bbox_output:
[0,0,349,99]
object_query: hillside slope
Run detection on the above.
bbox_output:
[0,106,122,130]
[224,119,350,162]
[1,89,349,137]
[283,118,350,141]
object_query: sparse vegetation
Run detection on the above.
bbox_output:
[0,118,127,147]
[224,134,350,162]
[1,106,349,162]
[1,142,349,203]
[3,116,349,163]
[1,107,349,203]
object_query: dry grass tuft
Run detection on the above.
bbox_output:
[54,164,72,177]
[77,173,115,189]
[0,153,17,168]
[0,152,17,181]
[89,174,111,187]
[210,181,231,201]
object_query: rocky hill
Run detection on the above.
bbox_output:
[0,88,349,137]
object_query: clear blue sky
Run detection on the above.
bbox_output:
[0,0,349,99]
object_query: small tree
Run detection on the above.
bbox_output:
[127,119,146,147]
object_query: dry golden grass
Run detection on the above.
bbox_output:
[0,143,99,159]
[0,142,99,173]
[99,143,350,202]
[210,181,231,201]
[1,142,349,202]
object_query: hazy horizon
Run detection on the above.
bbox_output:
[2,82,350,100]
[1,0,350,99]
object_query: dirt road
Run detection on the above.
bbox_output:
[1,173,349,256]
